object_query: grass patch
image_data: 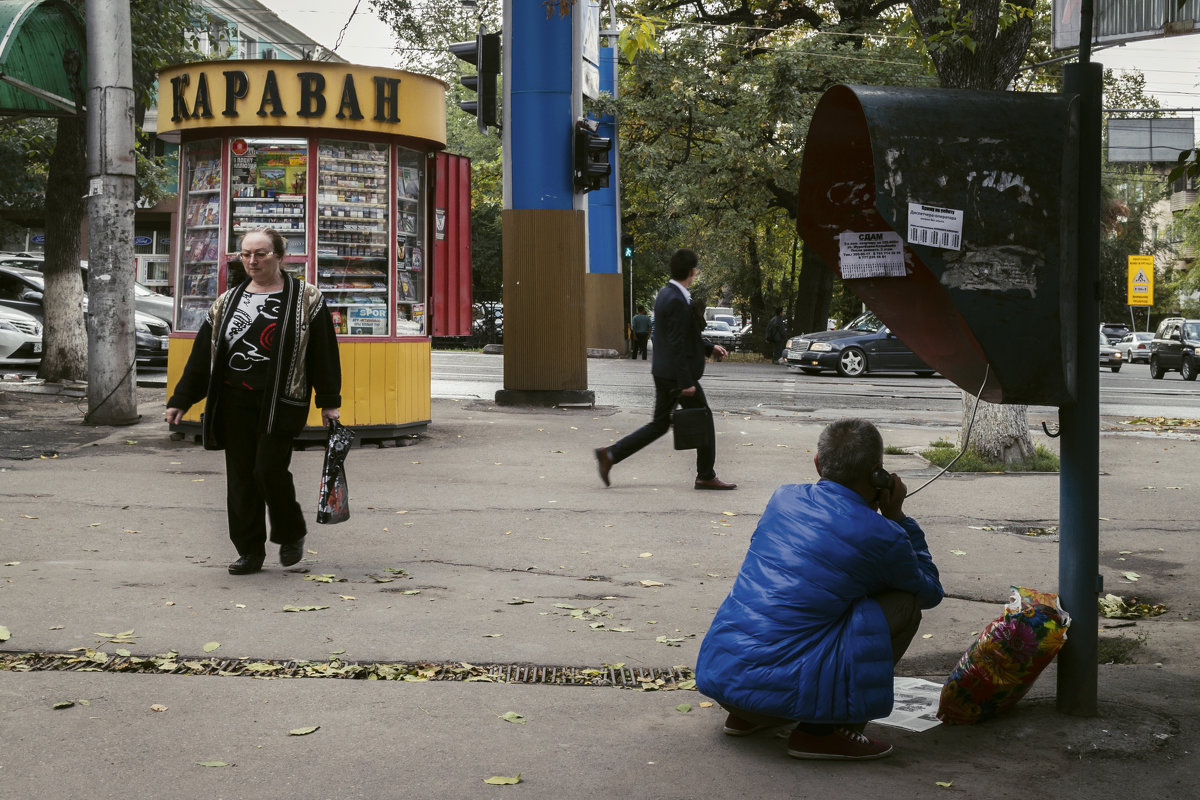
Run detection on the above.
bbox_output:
[721,352,771,364]
[919,443,1060,472]
[883,445,907,455]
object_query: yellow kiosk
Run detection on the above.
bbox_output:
[157,61,472,440]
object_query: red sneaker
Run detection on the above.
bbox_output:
[722,713,767,737]
[786,727,893,760]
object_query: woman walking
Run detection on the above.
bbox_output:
[166,228,342,575]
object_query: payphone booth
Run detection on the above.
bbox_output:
[157,61,473,440]
[796,85,1079,406]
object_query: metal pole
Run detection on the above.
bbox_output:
[1057,0,1102,715]
[85,0,139,424]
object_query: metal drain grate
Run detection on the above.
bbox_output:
[0,650,696,689]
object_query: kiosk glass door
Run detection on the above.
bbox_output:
[395,146,426,335]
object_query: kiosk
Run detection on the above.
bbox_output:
[157,60,472,440]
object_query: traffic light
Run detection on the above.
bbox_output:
[622,234,634,259]
[449,29,500,133]
[573,119,612,193]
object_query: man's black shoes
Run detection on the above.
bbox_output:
[280,537,306,567]
[228,555,264,575]
[595,447,614,487]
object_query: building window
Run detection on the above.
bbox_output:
[238,31,258,59]
[207,15,230,55]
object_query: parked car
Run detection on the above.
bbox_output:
[1100,321,1131,346]
[0,266,170,365]
[784,310,934,377]
[0,304,42,366]
[1149,317,1200,380]
[1116,331,1153,364]
[24,258,175,330]
[702,320,738,349]
[1098,331,1123,372]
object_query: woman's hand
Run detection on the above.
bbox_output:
[321,407,341,426]
[165,407,184,425]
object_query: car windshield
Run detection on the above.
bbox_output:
[706,321,731,331]
[1186,323,1200,341]
[1135,332,1152,341]
[845,311,883,333]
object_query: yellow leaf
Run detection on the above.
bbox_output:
[203,642,221,652]
[722,511,737,516]
[19,514,38,519]
[935,781,953,788]
[338,595,356,601]
[483,775,521,785]
[639,580,665,587]
[638,552,653,558]
[699,701,713,708]
[288,726,320,736]
[150,704,168,712]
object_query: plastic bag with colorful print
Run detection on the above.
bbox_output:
[316,420,354,525]
[936,586,1071,724]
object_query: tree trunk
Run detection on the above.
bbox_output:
[37,116,89,383]
[960,391,1033,463]
[791,241,833,335]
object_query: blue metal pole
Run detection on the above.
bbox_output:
[508,3,573,210]
[1057,5,1102,713]
[586,45,618,275]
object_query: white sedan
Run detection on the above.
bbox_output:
[703,320,738,348]
[0,304,42,366]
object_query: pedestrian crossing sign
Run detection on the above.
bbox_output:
[1127,255,1153,307]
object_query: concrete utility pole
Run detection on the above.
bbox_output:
[85,0,139,424]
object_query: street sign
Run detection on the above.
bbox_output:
[1127,255,1154,306]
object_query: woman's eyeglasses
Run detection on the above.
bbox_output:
[238,250,273,261]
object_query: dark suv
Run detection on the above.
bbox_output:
[1100,322,1131,346]
[1149,317,1200,380]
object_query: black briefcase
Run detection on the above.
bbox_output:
[673,406,713,450]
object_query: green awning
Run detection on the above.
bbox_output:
[0,0,86,116]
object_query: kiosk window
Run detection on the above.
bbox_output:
[395,146,426,336]
[316,140,390,336]
[228,138,308,264]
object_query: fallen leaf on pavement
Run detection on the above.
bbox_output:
[151,704,168,712]
[282,605,329,612]
[53,701,74,709]
[1122,571,1141,582]
[935,781,953,788]
[288,726,320,736]
[483,775,521,785]
[950,549,967,556]
[676,704,692,713]
[203,642,220,652]
[196,761,229,768]
[0,625,9,642]
[639,552,652,558]
[640,580,665,587]
[507,598,534,605]
[499,712,526,724]
[699,701,713,708]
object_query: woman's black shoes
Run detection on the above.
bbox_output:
[228,555,264,575]
[280,537,306,567]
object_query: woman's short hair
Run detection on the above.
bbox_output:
[241,227,286,258]
[817,418,883,485]
[669,248,698,282]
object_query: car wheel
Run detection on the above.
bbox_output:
[1183,358,1197,381]
[1111,365,1121,373]
[837,348,866,377]
[1150,357,1164,379]
[800,367,821,376]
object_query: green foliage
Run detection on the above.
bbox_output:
[919,442,1059,472]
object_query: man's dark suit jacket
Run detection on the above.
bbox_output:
[651,281,714,390]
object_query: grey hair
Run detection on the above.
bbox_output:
[817,418,883,485]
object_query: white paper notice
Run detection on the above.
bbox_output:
[838,231,906,279]
[907,203,963,251]
[873,677,945,732]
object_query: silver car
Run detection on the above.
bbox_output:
[0,304,42,366]
[703,320,737,349]
[1116,331,1153,364]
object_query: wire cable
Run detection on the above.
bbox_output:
[906,363,990,497]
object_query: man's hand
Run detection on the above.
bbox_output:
[876,473,908,521]
[712,345,728,362]
[165,407,184,426]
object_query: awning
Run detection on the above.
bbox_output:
[0,0,86,116]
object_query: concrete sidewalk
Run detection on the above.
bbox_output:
[1,388,1197,798]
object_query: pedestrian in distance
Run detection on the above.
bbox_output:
[165,228,343,576]
[766,306,788,364]
[630,305,652,360]
[695,418,943,760]
[594,248,736,490]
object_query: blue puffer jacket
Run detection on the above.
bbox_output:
[695,481,943,723]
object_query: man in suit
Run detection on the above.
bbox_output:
[595,248,736,490]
